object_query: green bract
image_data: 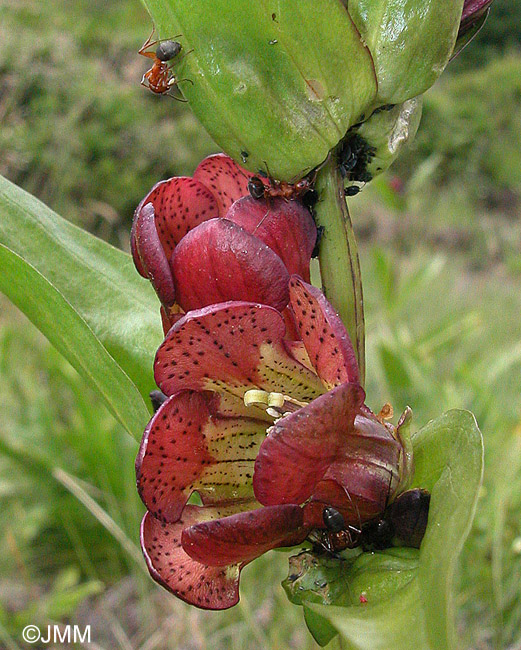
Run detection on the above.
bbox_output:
[143,0,464,180]
[348,0,465,104]
[345,97,423,188]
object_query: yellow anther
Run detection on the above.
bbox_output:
[267,392,285,408]
[244,389,270,408]
[244,389,306,415]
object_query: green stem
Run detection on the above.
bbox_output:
[314,155,365,385]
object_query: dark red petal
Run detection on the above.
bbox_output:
[171,219,290,312]
[226,197,317,281]
[131,202,176,308]
[315,462,393,524]
[141,509,241,610]
[136,391,267,522]
[193,154,253,217]
[182,505,307,567]
[289,276,359,387]
[253,382,365,506]
[136,177,220,262]
[130,212,146,277]
[154,302,324,402]
[309,414,403,524]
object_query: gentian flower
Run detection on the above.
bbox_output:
[137,276,410,609]
[131,153,317,331]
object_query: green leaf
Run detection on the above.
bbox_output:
[409,410,484,649]
[0,175,163,403]
[308,567,425,649]
[0,244,149,440]
[291,410,483,649]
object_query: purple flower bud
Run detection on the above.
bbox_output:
[453,0,494,58]
[460,0,494,37]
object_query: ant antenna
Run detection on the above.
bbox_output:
[341,486,363,536]
[384,469,394,510]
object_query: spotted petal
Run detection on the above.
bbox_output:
[193,153,254,217]
[253,382,365,506]
[289,276,360,387]
[141,508,244,610]
[154,302,325,402]
[171,218,290,311]
[226,196,317,281]
[131,202,176,308]
[182,504,308,567]
[136,390,268,523]
[134,176,220,263]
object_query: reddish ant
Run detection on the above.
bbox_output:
[247,175,315,202]
[247,158,330,205]
[138,31,192,100]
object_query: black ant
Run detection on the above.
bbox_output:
[318,506,362,553]
[337,133,375,189]
[315,489,431,555]
[138,31,192,100]
[345,184,362,197]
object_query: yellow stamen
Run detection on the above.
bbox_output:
[243,389,307,415]
[244,389,270,408]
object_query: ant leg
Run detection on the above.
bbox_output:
[315,152,331,174]
[138,49,156,60]
[156,34,182,43]
[261,161,277,187]
[138,28,156,55]
[343,487,364,536]
[384,470,394,510]
[176,48,195,65]
[165,88,189,102]
[139,31,183,56]
[346,524,362,547]
[288,167,311,185]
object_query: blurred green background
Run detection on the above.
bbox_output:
[1,1,520,648]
